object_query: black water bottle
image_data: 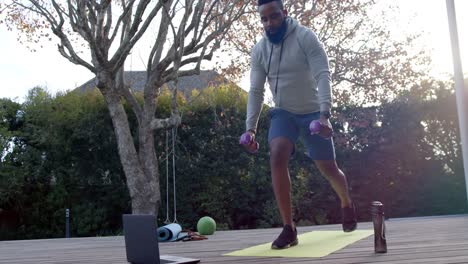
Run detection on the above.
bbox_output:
[371,201,387,253]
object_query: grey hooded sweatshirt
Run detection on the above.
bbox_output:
[246,17,332,132]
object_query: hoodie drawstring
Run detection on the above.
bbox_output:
[266,40,285,97]
[267,44,274,77]
[275,41,284,96]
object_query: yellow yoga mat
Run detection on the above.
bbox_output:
[225,230,373,258]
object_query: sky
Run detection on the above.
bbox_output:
[0,0,466,102]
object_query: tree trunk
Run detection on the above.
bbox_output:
[100,79,159,215]
[138,117,161,215]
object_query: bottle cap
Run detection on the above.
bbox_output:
[371,201,384,215]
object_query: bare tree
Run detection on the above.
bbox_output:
[1,0,248,214]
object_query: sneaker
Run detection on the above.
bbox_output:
[271,224,298,249]
[342,202,357,232]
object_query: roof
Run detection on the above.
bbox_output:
[77,70,239,97]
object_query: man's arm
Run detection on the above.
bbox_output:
[246,45,267,133]
[302,30,332,116]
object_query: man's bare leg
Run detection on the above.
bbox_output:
[314,159,352,208]
[269,137,299,249]
[270,137,295,227]
[314,159,357,232]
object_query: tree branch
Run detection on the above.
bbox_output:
[109,0,136,46]
[116,69,143,123]
[110,0,160,73]
[150,115,182,131]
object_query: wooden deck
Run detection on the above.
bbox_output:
[1,215,468,263]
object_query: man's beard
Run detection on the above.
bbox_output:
[266,19,288,44]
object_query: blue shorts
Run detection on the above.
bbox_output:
[268,108,336,160]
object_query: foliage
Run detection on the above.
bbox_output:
[0,89,129,239]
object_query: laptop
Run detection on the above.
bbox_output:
[122,214,200,264]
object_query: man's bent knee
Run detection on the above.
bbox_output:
[270,137,293,167]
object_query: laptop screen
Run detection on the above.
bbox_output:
[122,214,200,264]
[123,214,160,264]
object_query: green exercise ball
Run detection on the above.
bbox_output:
[197,216,216,235]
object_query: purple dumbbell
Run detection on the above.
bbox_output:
[309,120,322,135]
[310,120,332,139]
[239,132,253,145]
[239,132,259,153]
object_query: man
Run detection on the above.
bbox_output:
[242,0,357,250]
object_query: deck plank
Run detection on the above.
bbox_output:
[1,215,467,263]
